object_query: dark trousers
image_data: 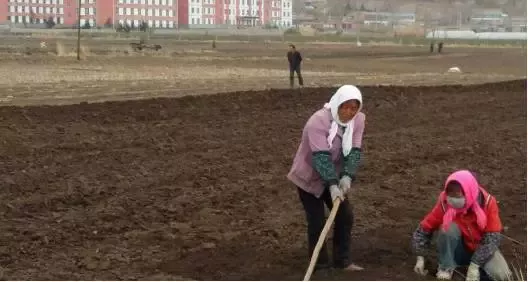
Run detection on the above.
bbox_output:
[297,187,353,269]
[289,65,304,87]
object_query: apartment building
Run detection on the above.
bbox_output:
[2,0,112,26]
[178,0,292,27]
[116,0,177,28]
[279,0,292,27]
[0,0,292,27]
[4,0,68,25]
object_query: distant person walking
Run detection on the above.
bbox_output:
[287,44,304,88]
[438,42,444,53]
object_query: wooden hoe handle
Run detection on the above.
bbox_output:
[302,198,342,281]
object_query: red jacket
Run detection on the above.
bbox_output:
[420,187,502,252]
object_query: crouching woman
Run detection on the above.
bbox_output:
[287,85,366,271]
[411,170,512,281]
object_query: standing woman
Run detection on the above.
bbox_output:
[287,85,366,271]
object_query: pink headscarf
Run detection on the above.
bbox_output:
[440,170,487,232]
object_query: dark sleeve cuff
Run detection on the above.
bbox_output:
[341,147,361,179]
[411,225,433,256]
[312,151,339,185]
[471,232,502,266]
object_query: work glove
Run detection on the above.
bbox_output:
[436,268,454,280]
[329,185,344,202]
[466,262,480,281]
[413,256,428,276]
[339,175,352,194]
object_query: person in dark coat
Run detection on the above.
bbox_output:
[438,42,444,53]
[287,44,304,88]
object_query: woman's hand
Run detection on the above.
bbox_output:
[330,185,344,202]
[339,176,352,194]
[413,256,428,276]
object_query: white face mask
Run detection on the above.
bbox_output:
[447,196,465,209]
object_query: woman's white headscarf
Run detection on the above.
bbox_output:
[323,85,363,156]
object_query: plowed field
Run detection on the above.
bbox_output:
[0,79,525,280]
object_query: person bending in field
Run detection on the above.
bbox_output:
[411,170,512,281]
[287,44,304,88]
[287,85,366,272]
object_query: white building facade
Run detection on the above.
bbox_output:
[116,0,177,29]
[280,0,291,27]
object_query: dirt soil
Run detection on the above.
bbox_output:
[0,80,526,280]
[0,40,525,106]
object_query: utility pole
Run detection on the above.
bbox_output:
[76,0,81,61]
[113,0,116,31]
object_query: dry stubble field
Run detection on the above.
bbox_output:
[0,36,525,105]
[0,36,526,280]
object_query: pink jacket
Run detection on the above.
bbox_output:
[287,108,366,198]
